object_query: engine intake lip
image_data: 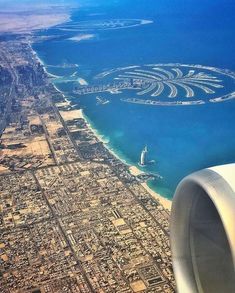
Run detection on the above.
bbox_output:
[170,165,235,293]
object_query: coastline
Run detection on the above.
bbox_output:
[81,110,129,164]
[0,9,71,34]
[33,46,172,211]
[129,166,172,210]
[80,109,172,211]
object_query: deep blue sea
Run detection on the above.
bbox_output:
[34,0,235,199]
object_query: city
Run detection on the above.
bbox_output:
[1,0,235,292]
[0,37,175,292]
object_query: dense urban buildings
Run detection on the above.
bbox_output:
[0,37,175,292]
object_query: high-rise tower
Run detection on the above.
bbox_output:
[140,146,148,166]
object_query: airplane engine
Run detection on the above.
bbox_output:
[170,164,235,293]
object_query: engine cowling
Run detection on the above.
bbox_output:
[170,164,235,293]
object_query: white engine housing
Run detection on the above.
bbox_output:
[170,164,235,293]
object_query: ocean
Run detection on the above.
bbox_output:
[33,0,235,199]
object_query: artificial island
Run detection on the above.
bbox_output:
[73,64,235,106]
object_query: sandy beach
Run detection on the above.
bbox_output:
[59,109,84,121]
[58,106,172,211]
[129,166,172,210]
[129,165,144,176]
[141,182,172,210]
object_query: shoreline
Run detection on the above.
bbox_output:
[0,9,71,34]
[81,110,129,165]
[129,166,172,210]
[33,46,172,211]
[82,110,172,211]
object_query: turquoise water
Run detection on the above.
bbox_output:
[34,0,235,199]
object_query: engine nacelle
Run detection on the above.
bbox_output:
[170,164,235,293]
